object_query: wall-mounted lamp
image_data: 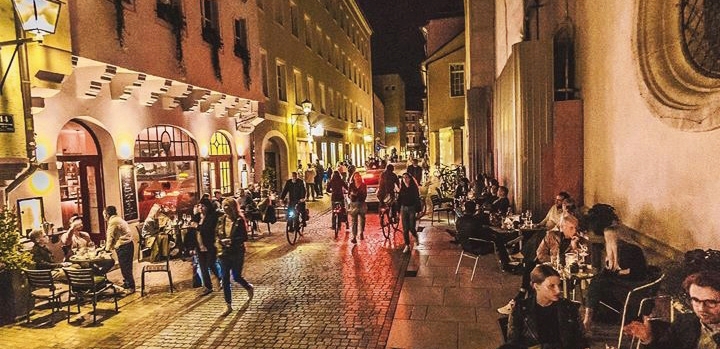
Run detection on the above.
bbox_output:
[290,99,313,125]
[38,162,50,170]
[11,0,62,40]
[355,117,363,130]
[119,159,133,166]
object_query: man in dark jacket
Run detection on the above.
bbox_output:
[625,270,720,349]
[314,160,324,198]
[456,200,518,272]
[407,158,423,185]
[280,171,307,223]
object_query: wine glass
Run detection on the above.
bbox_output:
[578,243,589,267]
[99,239,106,250]
[525,210,533,227]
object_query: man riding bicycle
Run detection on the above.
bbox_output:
[280,171,308,226]
[377,163,400,211]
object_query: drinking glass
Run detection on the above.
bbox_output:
[99,239,106,249]
[526,210,532,223]
[550,254,560,271]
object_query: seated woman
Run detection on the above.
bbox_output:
[583,204,648,331]
[61,215,93,258]
[507,264,590,349]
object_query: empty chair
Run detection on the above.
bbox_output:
[430,194,454,225]
[63,268,119,324]
[455,237,498,280]
[612,270,665,349]
[140,250,174,296]
[22,268,69,324]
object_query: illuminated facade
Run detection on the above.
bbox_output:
[255,0,373,181]
[373,74,404,159]
[1,0,263,238]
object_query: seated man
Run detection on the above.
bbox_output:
[28,229,70,280]
[624,270,720,349]
[142,203,173,261]
[492,186,511,214]
[61,215,93,258]
[538,191,571,230]
[456,201,519,272]
[536,213,586,265]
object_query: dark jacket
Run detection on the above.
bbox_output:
[377,170,399,201]
[643,313,703,349]
[397,182,421,208]
[31,244,62,270]
[197,212,219,252]
[215,215,248,259]
[508,295,589,349]
[327,176,349,202]
[280,178,306,204]
[348,181,367,203]
[407,164,423,184]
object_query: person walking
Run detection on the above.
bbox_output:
[304,164,316,201]
[314,159,324,198]
[347,171,367,244]
[327,170,349,231]
[398,172,422,253]
[216,197,254,316]
[195,197,220,296]
[104,205,136,294]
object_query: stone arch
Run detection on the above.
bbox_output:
[260,130,289,191]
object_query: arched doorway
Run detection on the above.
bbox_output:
[201,132,234,196]
[263,137,284,191]
[56,120,105,244]
[134,125,198,220]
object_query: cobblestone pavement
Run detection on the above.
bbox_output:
[1,199,412,349]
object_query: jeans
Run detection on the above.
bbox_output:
[306,183,316,200]
[349,202,367,238]
[400,205,418,246]
[197,248,218,290]
[219,249,252,304]
[116,242,135,289]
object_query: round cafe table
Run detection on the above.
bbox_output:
[69,250,116,275]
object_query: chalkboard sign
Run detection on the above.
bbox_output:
[119,165,138,221]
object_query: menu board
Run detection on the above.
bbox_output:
[119,165,138,221]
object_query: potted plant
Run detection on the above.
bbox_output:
[261,168,277,192]
[0,206,33,324]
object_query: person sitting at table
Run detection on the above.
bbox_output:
[141,203,172,261]
[582,217,648,332]
[507,264,590,349]
[456,200,520,273]
[29,229,70,278]
[492,186,511,214]
[624,270,720,349]
[536,213,585,265]
[61,215,93,258]
[538,191,571,230]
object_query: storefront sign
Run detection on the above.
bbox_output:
[119,165,139,221]
[385,126,398,134]
[0,114,15,133]
[236,123,255,133]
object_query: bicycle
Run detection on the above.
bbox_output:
[285,203,305,245]
[379,197,400,239]
[331,201,347,239]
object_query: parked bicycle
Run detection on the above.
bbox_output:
[285,203,305,245]
[379,197,400,239]
[331,201,348,239]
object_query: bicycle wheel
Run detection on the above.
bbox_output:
[391,210,400,231]
[286,217,298,245]
[297,218,305,237]
[380,208,391,239]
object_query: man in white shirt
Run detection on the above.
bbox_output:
[538,191,570,230]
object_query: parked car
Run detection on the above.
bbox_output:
[361,162,407,211]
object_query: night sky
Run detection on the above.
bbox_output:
[356,0,464,110]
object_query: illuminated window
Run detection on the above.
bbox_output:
[209,132,233,195]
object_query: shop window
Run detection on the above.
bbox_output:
[134,125,198,219]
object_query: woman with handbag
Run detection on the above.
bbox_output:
[398,172,422,253]
[347,171,367,244]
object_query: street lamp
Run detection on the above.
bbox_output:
[12,0,62,40]
[355,117,363,130]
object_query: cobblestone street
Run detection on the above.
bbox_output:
[1,201,413,349]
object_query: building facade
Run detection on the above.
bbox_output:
[1,0,267,239]
[421,18,465,167]
[256,0,373,180]
[373,74,405,160]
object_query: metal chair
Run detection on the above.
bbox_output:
[625,295,674,349]
[63,268,119,324]
[612,272,665,349]
[430,194,454,225]
[22,268,69,324]
[455,237,499,280]
[140,249,174,296]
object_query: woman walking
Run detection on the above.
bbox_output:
[398,173,422,253]
[216,197,254,316]
[195,197,220,296]
[347,171,367,244]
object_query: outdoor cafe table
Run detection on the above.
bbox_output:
[68,250,115,275]
[561,265,595,303]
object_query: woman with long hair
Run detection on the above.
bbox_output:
[216,198,254,316]
[398,172,422,253]
[347,171,367,243]
[327,170,349,231]
[194,197,220,296]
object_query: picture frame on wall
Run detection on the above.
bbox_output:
[17,197,45,237]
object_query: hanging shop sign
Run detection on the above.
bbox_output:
[0,114,15,133]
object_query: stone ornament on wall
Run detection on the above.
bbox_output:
[635,0,720,131]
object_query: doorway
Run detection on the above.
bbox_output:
[56,121,105,244]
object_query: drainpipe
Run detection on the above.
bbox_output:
[3,11,40,206]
